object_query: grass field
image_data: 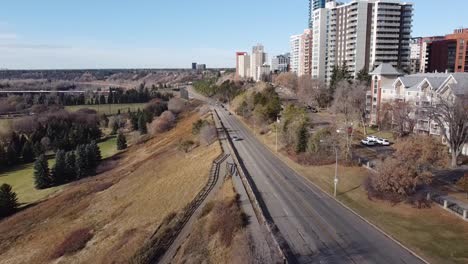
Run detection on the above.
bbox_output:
[0,137,119,205]
[236,113,468,264]
[0,110,222,264]
[65,103,147,115]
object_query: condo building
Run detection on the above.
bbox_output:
[271,53,290,73]
[290,35,302,74]
[251,44,268,81]
[424,28,468,73]
[290,29,313,76]
[236,52,251,78]
[311,0,413,82]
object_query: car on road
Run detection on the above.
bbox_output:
[366,135,378,142]
[376,138,390,146]
[232,136,241,141]
[361,139,376,146]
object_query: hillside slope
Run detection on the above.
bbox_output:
[0,111,221,264]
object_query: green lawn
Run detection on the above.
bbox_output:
[65,103,147,115]
[0,137,119,205]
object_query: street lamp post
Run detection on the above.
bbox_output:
[334,129,341,197]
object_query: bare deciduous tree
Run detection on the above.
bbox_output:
[274,72,298,91]
[168,98,186,114]
[380,101,416,138]
[148,111,176,134]
[332,81,367,159]
[430,96,468,167]
[199,124,217,146]
[297,75,329,108]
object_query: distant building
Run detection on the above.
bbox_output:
[271,53,290,73]
[236,52,250,78]
[419,36,445,73]
[425,28,468,73]
[312,0,413,82]
[309,0,330,28]
[257,64,271,82]
[410,38,422,74]
[251,44,268,81]
[290,35,302,74]
[300,29,313,76]
[192,62,197,70]
[290,29,313,77]
[236,52,251,78]
[196,64,206,71]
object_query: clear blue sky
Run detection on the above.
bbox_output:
[0,0,466,69]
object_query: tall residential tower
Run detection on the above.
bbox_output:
[312,0,413,82]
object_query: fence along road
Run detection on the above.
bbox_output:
[214,106,426,264]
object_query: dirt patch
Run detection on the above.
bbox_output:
[50,227,94,259]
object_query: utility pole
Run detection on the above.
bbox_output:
[276,116,280,153]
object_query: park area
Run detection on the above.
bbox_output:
[0,137,118,205]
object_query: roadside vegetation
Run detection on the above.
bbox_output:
[173,176,256,264]
[223,70,468,263]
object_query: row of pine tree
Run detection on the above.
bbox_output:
[33,141,102,189]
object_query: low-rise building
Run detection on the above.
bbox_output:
[368,63,468,155]
[271,53,290,73]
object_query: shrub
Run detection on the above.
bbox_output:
[199,124,217,146]
[148,111,176,134]
[168,98,185,114]
[0,184,18,218]
[178,139,195,153]
[192,119,208,135]
[50,227,94,259]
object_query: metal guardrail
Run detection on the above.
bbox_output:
[428,192,468,221]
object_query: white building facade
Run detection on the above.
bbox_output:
[312,0,413,83]
[251,44,268,81]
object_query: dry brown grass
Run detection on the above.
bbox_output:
[172,177,254,264]
[0,110,221,264]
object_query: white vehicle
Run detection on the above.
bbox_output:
[361,139,376,146]
[366,135,378,142]
[232,136,241,141]
[376,138,390,146]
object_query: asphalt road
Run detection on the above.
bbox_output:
[214,106,425,264]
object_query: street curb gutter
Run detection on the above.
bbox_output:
[214,109,289,264]
[235,114,431,264]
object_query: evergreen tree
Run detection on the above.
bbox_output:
[0,145,6,168]
[296,124,308,154]
[356,68,371,85]
[138,115,147,134]
[99,94,107,104]
[6,142,18,166]
[21,140,35,163]
[111,121,119,135]
[0,184,18,218]
[33,141,44,157]
[117,132,127,150]
[64,151,76,181]
[75,145,89,179]
[90,141,102,163]
[51,150,67,185]
[130,113,139,131]
[85,144,97,176]
[34,155,51,189]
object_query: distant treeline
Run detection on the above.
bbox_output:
[0,109,101,170]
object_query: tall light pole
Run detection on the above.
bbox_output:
[334,129,341,197]
[276,116,280,153]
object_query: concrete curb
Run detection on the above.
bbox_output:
[237,115,431,264]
